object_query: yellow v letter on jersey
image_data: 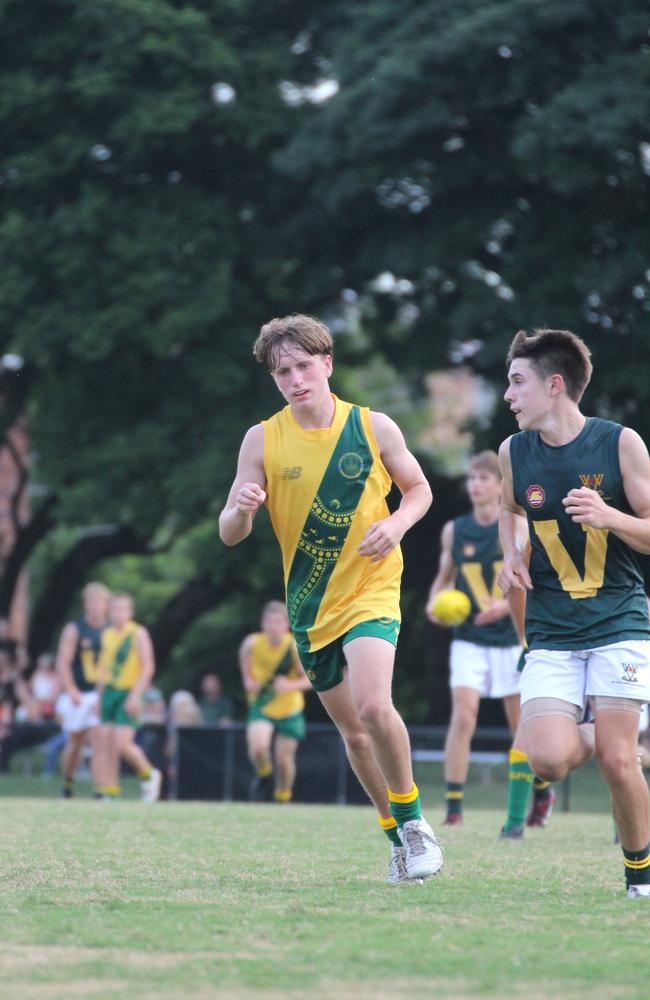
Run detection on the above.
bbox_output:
[533,520,608,599]
[460,561,505,611]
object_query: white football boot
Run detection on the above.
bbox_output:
[400,818,443,879]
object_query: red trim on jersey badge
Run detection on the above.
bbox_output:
[526,484,545,508]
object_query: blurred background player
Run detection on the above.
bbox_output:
[240,600,311,802]
[96,592,162,802]
[55,582,110,798]
[427,450,521,825]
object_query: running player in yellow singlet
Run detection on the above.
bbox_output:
[96,593,162,802]
[219,314,443,884]
[240,600,311,802]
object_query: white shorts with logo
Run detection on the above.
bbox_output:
[450,640,521,699]
[520,640,650,710]
[56,690,100,733]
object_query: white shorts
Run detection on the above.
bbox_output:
[450,640,521,699]
[520,640,650,710]
[56,690,100,733]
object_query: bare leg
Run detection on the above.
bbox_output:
[61,731,85,782]
[595,709,649,852]
[115,725,152,776]
[246,719,274,773]
[344,636,414,794]
[502,693,521,736]
[523,714,594,782]
[444,686,480,784]
[274,735,298,795]
[318,672,392,816]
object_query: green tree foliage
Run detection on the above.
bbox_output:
[281,0,650,444]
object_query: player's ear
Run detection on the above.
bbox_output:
[548,373,564,396]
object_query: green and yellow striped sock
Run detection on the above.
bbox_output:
[446,782,464,818]
[388,783,422,827]
[623,843,650,887]
[378,814,402,847]
[533,776,551,801]
[503,749,534,831]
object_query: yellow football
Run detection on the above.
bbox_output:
[431,588,471,626]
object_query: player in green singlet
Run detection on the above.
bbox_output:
[498,328,650,896]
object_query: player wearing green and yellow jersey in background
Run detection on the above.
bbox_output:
[96,593,162,803]
[240,600,311,803]
[219,314,443,884]
[499,328,650,896]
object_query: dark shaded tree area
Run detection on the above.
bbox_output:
[1,0,648,720]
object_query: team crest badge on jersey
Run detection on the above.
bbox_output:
[579,473,604,492]
[526,484,545,508]
[462,543,476,557]
[621,663,639,684]
[337,452,365,479]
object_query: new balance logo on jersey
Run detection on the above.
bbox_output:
[621,663,640,683]
[282,467,302,480]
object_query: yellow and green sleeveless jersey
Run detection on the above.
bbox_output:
[263,395,402,653]
[248,632,304,719]
[511,417,650,650]
[99,622,141,690]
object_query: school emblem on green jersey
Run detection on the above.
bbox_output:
[337,452,365,479]
[526,484,545,508]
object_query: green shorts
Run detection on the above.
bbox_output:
[297,617,400,693]
[101,686,137,728]
[517,649,527,673]
[247,705,306,741]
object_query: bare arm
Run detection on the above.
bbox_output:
[425,520,456,624]
[274,645,312,693]
[55,622,81,705]
[497,437,532,593]
[218,425,267,546]
[238,635,260,695]
[357,412,433,562]
[125,627,155,716]
[562,428,650,554]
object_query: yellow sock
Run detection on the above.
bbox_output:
[257,761,273,778]
[274,789,292,802]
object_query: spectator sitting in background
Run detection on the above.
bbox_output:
[198,672,234,727]
[139,686,166,725]
[167,690,203,775]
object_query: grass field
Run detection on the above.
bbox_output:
[1,774,649,1000]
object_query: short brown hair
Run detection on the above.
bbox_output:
[506,329,592,402]
[468,450,501,479]
[253,314,333,371]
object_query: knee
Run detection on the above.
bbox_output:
[342,726,372,757]
[528,757,567,783]
[357,698,393,732]
[597,744,637,785]
[450,705,478,737]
